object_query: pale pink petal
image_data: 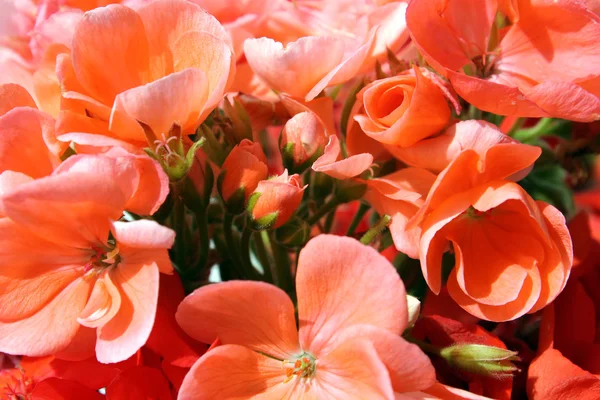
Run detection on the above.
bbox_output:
[176,281,301,360]
[96,262,159,363]
[312,339,395,400]
[244,36,348,99]
[297,235,407,355]
[312,135,373,179]
[78,271,121,329]
[335,325,436,393]
[112,68,209,135]
[111,220,175,249]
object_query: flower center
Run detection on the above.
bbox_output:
[84,241,120,273]
[282,353,317,384]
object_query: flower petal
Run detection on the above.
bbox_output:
[0,277,92,356]
[312,338,395,400]
[176,281,300,360]
[178,344,288,400]
[71,4,150,105]
[105,366,171,400]
[96,262,159,363]
[297,235,407,355]
[112,68,209,135]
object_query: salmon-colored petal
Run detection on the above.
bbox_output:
[358,69,451,147]
[105,366,171,400]
[0,268,82,322]
[176,281,300,360]
[31,377,104,400]
[524,81,600,122]
[312,135,373,179]
[172,31,234,119]
[112,149,169,216]
[113,68,209,135]
[0,218,86,276]
[527,348,600,400]
[137,0,231,81]
[447,266,541,321]
[297,235,407,355]
[497,0,600,86]
[0,83,36,116]
[244,36,348,99]
[419,186,481,294]
[178,344,288,400]
[0,107,60,178]
[2,172,127,248]
[406,382,494,399]
[0,277,92,357]
[405,0,473,74]
[71,4,150,105]
[312,339,394,400]
[335,325,436,393]
[367,168,436,202]
[96,262,159,363]
[528,201,573,313]
[448,71,548,117]
[54,152,139,201]
[78,271,121,329]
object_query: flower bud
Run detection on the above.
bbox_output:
[247,170,306,230]
[274,216,311,248]
[280,112,327,173]
[406,295,421,328]
[218,139,268,214]
[184,149,214,210]
[440,343,520,378]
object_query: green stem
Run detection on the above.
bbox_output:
[240,223,260,280]
[307,197,341,225]
[270,232,294,293]
[404,335,442,356]
[360,214,392,245]
[172,196,186,274]
[192,206,209,276]
[346,202,370,236]
[512,118,556,142]
[254,231,273,283]
[223,213,244,278]
[323,210,336,233]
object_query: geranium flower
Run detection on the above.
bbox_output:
[176,234,436,399]
[0,156,174,363]
[56,0,234,150]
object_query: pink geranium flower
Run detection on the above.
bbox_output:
[176,234,436,399]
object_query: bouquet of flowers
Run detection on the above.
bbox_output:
[1,0,599,398]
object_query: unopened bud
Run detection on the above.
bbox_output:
[222,96,253,143]
[274,216,311,248]
[218,139,268,214]
[247,170,306,230]
[280,112,327,174]
[440,344,520,378]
